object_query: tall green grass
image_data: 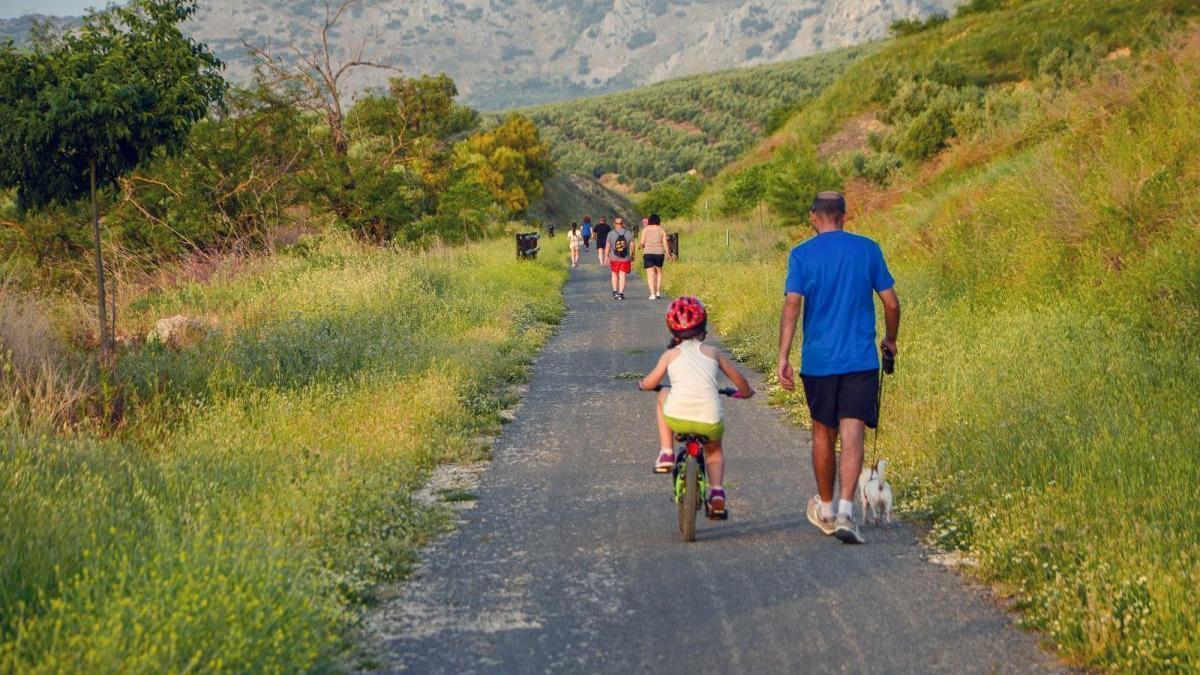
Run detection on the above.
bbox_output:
[665,33,1200,672]
[0,234,566,671]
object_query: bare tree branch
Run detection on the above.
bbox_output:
[242,0,399,160]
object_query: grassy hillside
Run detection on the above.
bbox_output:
[709,0,1200,200]
[513,46,869,189]
[662,3,1200,669]
[0,235,567,670]
[526,170,636,230]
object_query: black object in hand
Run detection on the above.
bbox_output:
[881,350,896,375]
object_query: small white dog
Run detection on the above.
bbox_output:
[857,459,893,526]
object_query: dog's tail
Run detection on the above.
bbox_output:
[875,459,888,484]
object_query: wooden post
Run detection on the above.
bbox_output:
[90,157,110,354]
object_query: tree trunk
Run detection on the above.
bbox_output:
[91,157,110,355]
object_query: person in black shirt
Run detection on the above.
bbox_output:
[593,217,611,264]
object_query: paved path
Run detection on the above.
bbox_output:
[370,263,1060,674]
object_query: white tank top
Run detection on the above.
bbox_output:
[663,340,722,424]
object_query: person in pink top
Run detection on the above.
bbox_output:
[639,214,671,299]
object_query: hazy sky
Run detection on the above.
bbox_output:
[0,0,125,19]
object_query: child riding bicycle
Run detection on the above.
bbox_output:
[638,297,754,516]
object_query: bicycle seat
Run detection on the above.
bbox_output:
[675,433,709,443]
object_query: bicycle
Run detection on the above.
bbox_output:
[641,384,743,542]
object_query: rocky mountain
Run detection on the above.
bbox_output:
[2,1,963,110]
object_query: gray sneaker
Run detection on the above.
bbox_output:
[806,496,836,535]
[834,513,866,544]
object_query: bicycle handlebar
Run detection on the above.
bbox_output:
[639,383,745,398]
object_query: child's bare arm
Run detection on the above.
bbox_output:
[717,352,755,398]
[639,352,671,391]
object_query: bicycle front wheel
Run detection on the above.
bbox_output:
[679,455,699,542]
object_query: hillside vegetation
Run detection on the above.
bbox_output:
[516,46,868,189]
[0,235,567,670]
[704,0,1200,217]
[662,0,1200,670]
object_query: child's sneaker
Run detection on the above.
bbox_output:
[653,450,674,474]
[706,487,728,520]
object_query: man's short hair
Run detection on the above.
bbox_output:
[648,214,661,225]
[810,191,846,216]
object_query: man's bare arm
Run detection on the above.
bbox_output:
[776,293,803,390]
[878,288,901,355]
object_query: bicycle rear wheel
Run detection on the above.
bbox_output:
[679,455,699,542]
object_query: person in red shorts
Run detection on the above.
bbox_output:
[606,217,633,300]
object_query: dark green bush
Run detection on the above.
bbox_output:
[956,0,1005,17]
[889,13,948,37]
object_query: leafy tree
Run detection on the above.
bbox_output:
[455,115,552,214]
[0,0,225,350]
[766,147,843,224]
[719,164,771,215]
[349,73,479,159]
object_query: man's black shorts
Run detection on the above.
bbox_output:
[643,253,665,269]
[801,369,880,429]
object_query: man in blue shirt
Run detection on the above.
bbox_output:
[777,192,901,544]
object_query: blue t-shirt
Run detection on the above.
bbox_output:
[581,222,592,236]
[784,230,894,376]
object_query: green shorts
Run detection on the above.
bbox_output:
[664,416,725,441]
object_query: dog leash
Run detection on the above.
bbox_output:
[872,350,894,466]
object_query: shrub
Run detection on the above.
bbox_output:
[888,13,948,37]
[842,152,902,184]
[719,164,771,215]
[636,174,704,219]
[883,83,983,161]
[766,104,801,133]
[0,288,90,430]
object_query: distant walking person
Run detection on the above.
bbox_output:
[568,223,582,267]
[776,192,901,546]
[594,217,611,264]
[580,216,593,250]
[607,217,633,300]
[640,213,670,300]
